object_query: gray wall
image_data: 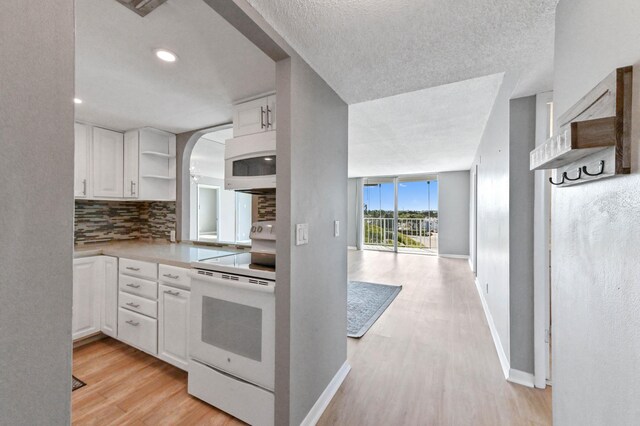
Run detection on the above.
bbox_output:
[552,1,640,424]
[438,171,470,256]
[347,178,359,248]
[508,96,536,374]
[0,0,74,424]
[469,73,517,368]
[276,55,349,425]
[469,77,538,376]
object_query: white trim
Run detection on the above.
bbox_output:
[347,246,358,251]
[300,361,351,426]
[534,91,553,389]
[438,254,469,259]
[508,369,535,388]
[474,278,510,379]
[468,257,474,271]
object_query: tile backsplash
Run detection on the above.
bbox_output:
[75,200,176,244]
[256,194,276,221]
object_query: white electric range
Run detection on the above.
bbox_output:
[187,224,276,426]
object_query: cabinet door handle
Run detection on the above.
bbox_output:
[131,180,136,196]
[126,302,140,308]
[126,320,139,327]
[260,106,266,129]
[126,283,141,289]
[126,267,140,271]
[163,273,179,279]
[82,179,87,196]
[164,290,180,296]
[266,106,272,128]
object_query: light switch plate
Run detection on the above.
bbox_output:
[334,220,340,237]
[296,223,309,246]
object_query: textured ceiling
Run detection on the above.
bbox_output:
[245,0,557,103]
[75,0,275,133]
[349,73,504,177]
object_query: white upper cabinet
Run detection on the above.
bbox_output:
[72,257,102,340]
[123,131,139,199]
[233,95,276,137]
[74,123,91,198]
[92,127,124,198]
[73,124,175,201]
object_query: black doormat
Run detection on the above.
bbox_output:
[72,376,86,392]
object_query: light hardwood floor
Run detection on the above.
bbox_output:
[72,338,244,425]
[73,250,551,425]
[318,250,552,426]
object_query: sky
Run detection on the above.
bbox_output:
[363,180,438,211]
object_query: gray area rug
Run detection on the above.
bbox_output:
[348,281,402,338]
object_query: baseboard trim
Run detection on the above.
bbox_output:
[508,369,535,388]
[468,257,474,272]
[300,360,351,426]
[438,254,470,259]
[474,278,510,379]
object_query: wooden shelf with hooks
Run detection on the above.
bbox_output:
[530,66,633,187]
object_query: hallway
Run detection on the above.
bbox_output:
[319,250,551,425]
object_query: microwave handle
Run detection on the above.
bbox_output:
[188,271,275,294]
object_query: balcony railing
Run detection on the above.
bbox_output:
[363,217,438,253]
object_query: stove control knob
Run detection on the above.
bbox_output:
[257,226,263,232]
[251,226,257,233]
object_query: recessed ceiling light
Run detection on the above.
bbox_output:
[264,157,273,161]
[73,98,83,104]
[155,49,177,62]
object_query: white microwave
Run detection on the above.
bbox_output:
[224,132,276,194]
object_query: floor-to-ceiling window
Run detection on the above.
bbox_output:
[363,175,438,254]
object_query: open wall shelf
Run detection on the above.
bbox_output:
[530,66,633,187]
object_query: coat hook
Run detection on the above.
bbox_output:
[582,160,605,177]
[549,174,565,186]
[563,167,582,182]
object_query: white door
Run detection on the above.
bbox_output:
[123,130,139,199]
[92,127,124,198]
[158,284,190,370]
[266,95,276,131]
[74,123,90,198]
[73,257,102,340]
[101,256,118,337]
[233,97,268,137]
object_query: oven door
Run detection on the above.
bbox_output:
[189,271,275,391]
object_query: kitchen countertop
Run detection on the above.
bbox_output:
[74,240,245,268]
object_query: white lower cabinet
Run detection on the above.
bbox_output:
[72,257,102,340]
[101,256,118,337]
[158,283,190,371]
[118,308,158,354]
[74,257,191,370]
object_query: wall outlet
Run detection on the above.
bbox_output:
[296,223,309,246]
[334,220,340,237]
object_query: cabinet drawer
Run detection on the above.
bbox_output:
[119,258,157,280]
[118,308,157,354]
[159,264,190,289]
[119,291,157,319]
[119,274,157,300]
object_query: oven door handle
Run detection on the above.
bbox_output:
[188,271,275,294]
